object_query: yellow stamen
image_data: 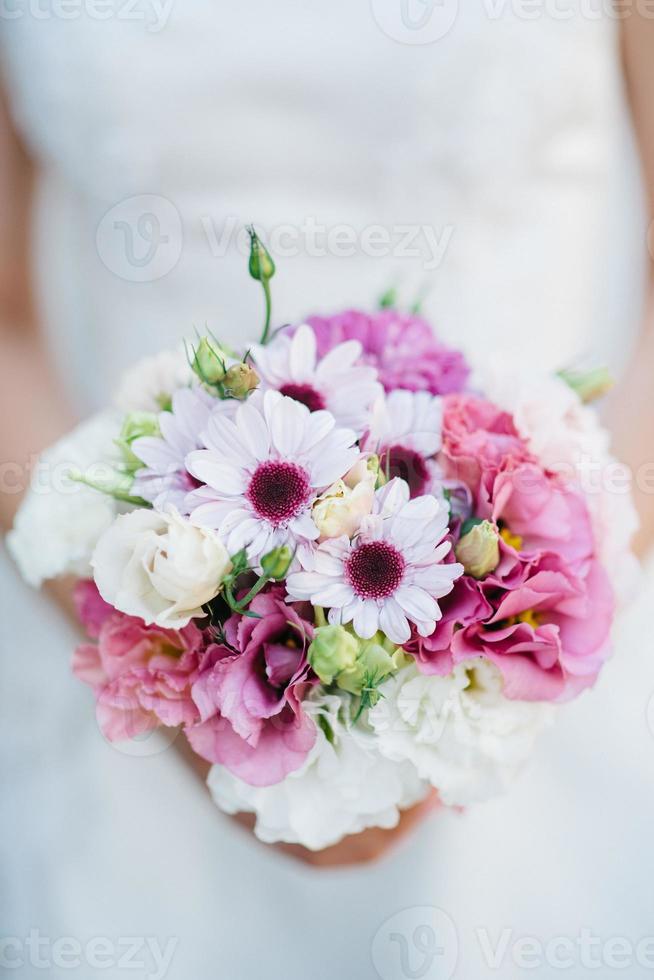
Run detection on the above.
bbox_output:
[500,527,523,551]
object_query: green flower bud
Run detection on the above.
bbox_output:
[115,411,160,473]
[192,337,229,385]
[69,467,146,506]
[558,366,613,404]
[336,633,406,698]
[455,519,501,579]
[247,226,276,282]
[308,625,359,685]
[260,546,293,581]
[223,362,259,399]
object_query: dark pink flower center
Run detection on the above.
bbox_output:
[247,461,311,525]
[279,383,326,413]
[380,446,430,498]
[346,541,406,600]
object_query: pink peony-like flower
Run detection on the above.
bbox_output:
[441,393,533,502]
[304,309,470,395]
[186,588,317,787]
[73,581,207,740]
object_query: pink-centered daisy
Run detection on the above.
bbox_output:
[286,479,464,645]
[132,386,221,512]
[250,324,382,434]
[186,390,360,563]
[361,389,443,498]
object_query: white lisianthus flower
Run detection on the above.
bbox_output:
[113,347,193,413]
[369,660,554,807]
[476,354,610,474]
[7,411,123,587]
[92,508,231,628]
[207,691,429,850]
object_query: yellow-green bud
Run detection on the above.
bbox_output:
[558,367,613,404]
[192,337,228,385]
[223,362,259,399]
[247,226,276,282]
[308,625,359,685]
[455,520,501,579]
[336,633,406,697]
[260,546,293,581]
[115,411,160,472]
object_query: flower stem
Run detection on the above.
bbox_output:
[260,278,272,346]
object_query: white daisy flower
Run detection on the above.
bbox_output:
[186,390,360,563]
[362,389,443,497]
[250,323,382,434]
[286,479,463,645]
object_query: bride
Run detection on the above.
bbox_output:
[2,4,654,978]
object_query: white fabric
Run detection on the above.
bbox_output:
[1,5,653,978]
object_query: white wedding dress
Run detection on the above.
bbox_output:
[2,4,654,979]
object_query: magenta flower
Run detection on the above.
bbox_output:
[186,588,317,786]
[304,309,470,395]
[73,581,207,740]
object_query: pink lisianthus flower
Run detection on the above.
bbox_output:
[186,588,317,787]
[406,464,614,699]
[452,551,614,701]
[441,393,534,502]
[404,573,492,675]
[305,309,470,395]
[72,581,207,740]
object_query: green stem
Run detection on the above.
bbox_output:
[260,279,272,345]
[314,606,327,628]
[235,573,269,611]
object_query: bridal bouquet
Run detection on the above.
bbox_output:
[9,232,638,850]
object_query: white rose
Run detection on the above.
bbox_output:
[312,474,375,541]
[92,508,232,627]
[208,690,429,850]
[6,411,123,587]
[369,660,554,807]
[113,347,192,413]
